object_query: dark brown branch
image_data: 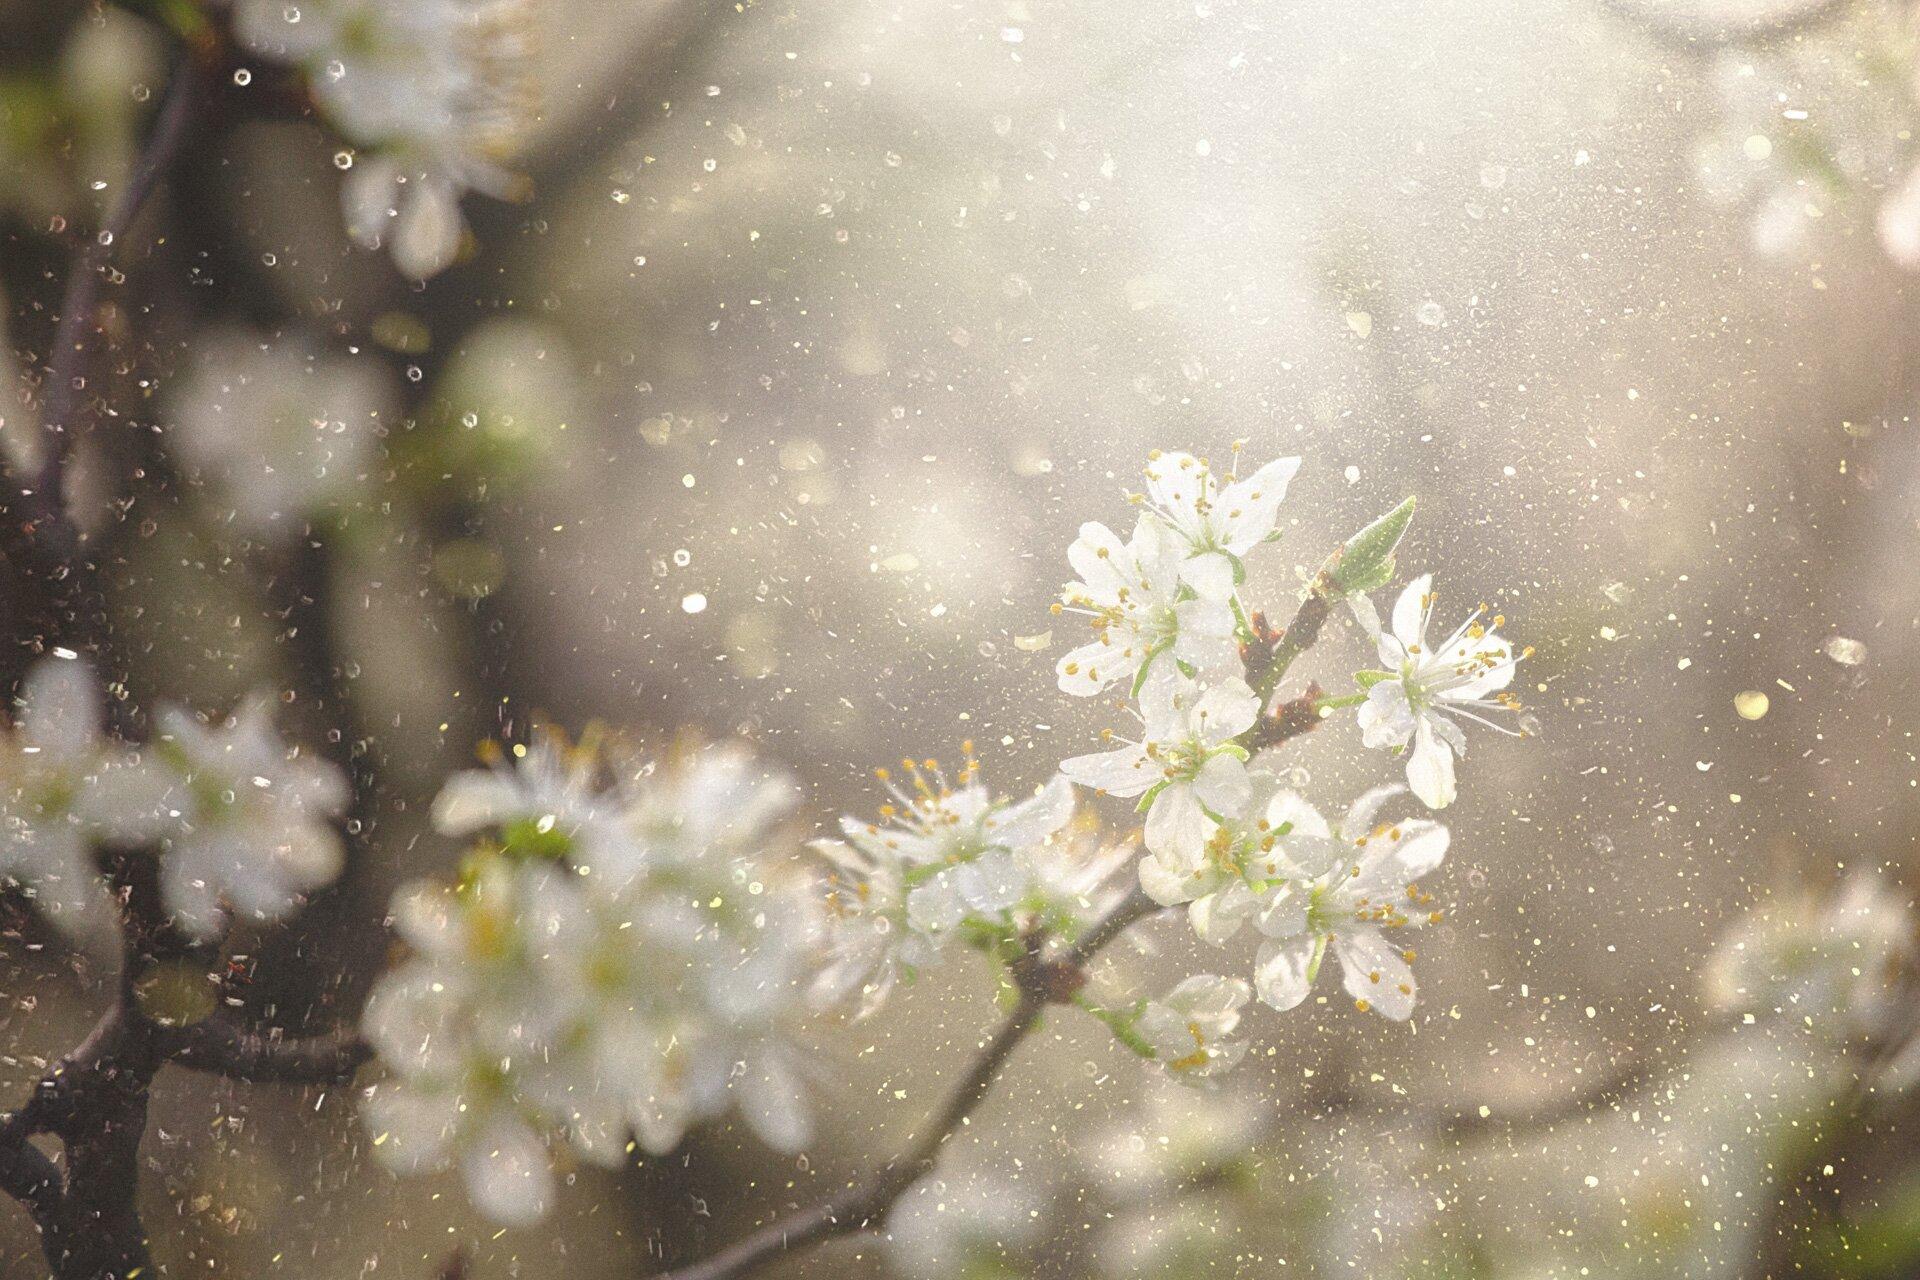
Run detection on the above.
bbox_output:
[19,55,200,553]
[650,888,1164,1280]
[160,1018,371,1084]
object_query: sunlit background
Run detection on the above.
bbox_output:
[5,0,1920,1275]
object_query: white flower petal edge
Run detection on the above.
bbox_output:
[1348,573,1527,809]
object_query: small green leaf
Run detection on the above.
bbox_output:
[1327,495,1416,595]
[1355,668,1396,688]
[1135,779,1170,812]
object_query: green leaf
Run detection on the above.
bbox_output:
[1135,779,1170,813]
[1327,496,1416,595]
[1355,668,1396,688]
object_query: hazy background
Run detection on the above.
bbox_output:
[5,0,1918,1275]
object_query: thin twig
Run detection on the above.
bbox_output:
[23,56,201,548]
[1596,0,1855,53]
[649,888,1162,1280]
[160,1018,372,1084]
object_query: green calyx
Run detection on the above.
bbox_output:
[1325,496,1416,596]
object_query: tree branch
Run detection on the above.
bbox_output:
[1596,0,1855,53]
[18,53,201,556]
[649,888,1163,1280]
[160,1018,371,1084]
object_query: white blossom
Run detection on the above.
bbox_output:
[1061,671,1257,873]
[0,656,135,945]
[1246,785,1449,1021]
[886,1167,1045,1278]
[1706,873,1916,1042]
[1135,448,1300,598]
[1053,514,1237,697]
[234,0,536,277]
[1136,974,1251,1083]
[365,738,819,1222]
[811,755,1082,1017]
[146,698,347,939]
[1348,572,1526,809]
[1136,768,1299,946]
[165,329,393,534]
[432,737,638,874]
[361,860,569,1227]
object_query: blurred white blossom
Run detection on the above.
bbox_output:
[0,656,137,946]
[165,329,393,533]
[885,1167,1045,1278]
[234,0,537,277]
[365,737,818,1222]
[1706,872,1916,1042]
[1136,973,1251,1083]
[146,697,349,938]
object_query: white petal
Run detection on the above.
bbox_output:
[1179,550,1237,600]
[1350,819,1450,899]
[19,657,102,760]
[1267,791,1330,842]
[1190,881,1257,945]
[1406,720,1457,810]
[1253,934,1317,1010]
[1056,636,1125,696]
[1216,456,1300,553]
[431,770,525,835]
[1066,521,1133,600]
[393,177,465,279]
[1340,783,1408,841]
[1334,928,1417,1020]
[988,774,1075,850]
[1142,451,1209,538]
[160,843,228,940]
[1194,679,1259,742]
[738,1052,812,1152]
[1253,885,1308,938]
[1357,681,1416,750]
[365,1081,458,1174]
[1137,665,1190,740]
[1138,851,1203,906]
[1348,590,1384,642]
[1190,753,1250,818]
[460,1111,554,1227]
[1060,744,1155,798]
[341,155,402,249]
[1391,574,1434,650]
[1143,785,1208,869]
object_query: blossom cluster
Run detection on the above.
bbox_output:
[361,740,821,1224]
[4,444,1530,1226]
[232,0,537,277]
[0,654,346,949]
[1051,448,1525,1064]
[808,751,1129,1019]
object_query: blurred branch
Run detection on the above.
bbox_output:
[1597,0,1856,52]
[161,1017,371,1084]
[651,888,1163,1280]
[14,54,200,565]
